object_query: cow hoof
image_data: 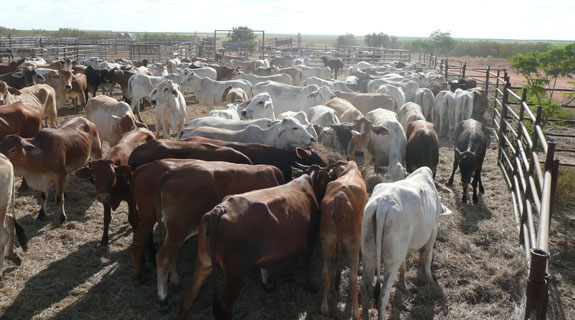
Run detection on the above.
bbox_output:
[99,238,109,247]
[60,214,67,224]
[473,194,479,204]
[479,186,485,194]
[8,254,21,266]
[36,210,47,221]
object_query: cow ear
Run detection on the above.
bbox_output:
[119,114,136,133]
[296,147,311,160]
[306,91,319,99]
[291,167,304,179]
[23,144,42,156]
[75,166,93,180]
[12,71,24,78]
[8,87,22,95]
[135,121,148,129]
[150,88,157,96]
[371,125,390,136]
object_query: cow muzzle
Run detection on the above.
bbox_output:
[151,100,157,106]
[65,84,72,89]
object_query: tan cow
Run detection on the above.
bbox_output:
[1,81,58,128]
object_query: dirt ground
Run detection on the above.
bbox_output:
[0,87,572,320]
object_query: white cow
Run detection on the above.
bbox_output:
[270,56,296,68]
[251,81,330,116]
[398,102,425,132]
[183,117,314,149]
[85,95,143,146]
[180,117,275,139]
[415,88,436,123]
[208,104,240,120]
[240,93,276,120]
[376,84,405,112]
[304,76,354,92]
[274,67,304,86]
[277,111,309,124]
[151,64,168,77]
[434,90,455,137]
[233,71,293,86]
[296,65,332,81]
[452,88,474,139]
[183,73,252,108]
[365,108,407,180]
[254,59,270,69]
[178,67,217,81]
[127,74,164,121]
[307,105,340,127]
[360,167,450,320]
[150,80,186,138]
[166,58,180,74]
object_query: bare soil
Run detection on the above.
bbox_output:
[0,88,572,320]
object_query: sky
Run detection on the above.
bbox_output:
[2,0,574,41]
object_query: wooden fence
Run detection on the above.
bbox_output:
[437,60,559,319]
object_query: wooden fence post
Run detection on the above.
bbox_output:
[485,65,491,95]
[444,59,449,81]
[462,62,467,78]
[498,77,511,161]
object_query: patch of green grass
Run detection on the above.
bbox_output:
[556,166,575,205]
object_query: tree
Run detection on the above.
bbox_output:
[227,26,257,52]
[429,30,455,55]
[336,33,357,46]
[364,33,390,48]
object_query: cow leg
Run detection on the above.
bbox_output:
[462,183,469,204]
[127,200,136,230]
[37,192,48,221]
[155,117,162,139]
[133,213,155,284]
[178,229,213,320]
[18,179,29,192]
[361,222,378,320]
[56,175,67,224]
[477,166,485,194]
[302,233,318,293]
[0,223,8,271]
[377,263,401,320]
[420,226,438,282]
[101,203,112,246]
[320,235,336,316]
[4,218,20,266]
[156,230,187,304]
[447,158,458,186]
[215,271,245,320]
[346,238,361,320]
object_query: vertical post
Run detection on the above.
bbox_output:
[485,65,491,96]
[462,62,467,78]
[408,50,411,63]
[524,248,550,320]
[444,59,449,81]
[544,142,557,218]
[213,30,216,62]
[498,77,511,161]
[262,31,265,59]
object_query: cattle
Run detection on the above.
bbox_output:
[405,120,440,177]
[296,65,332,81]
[360,167,450,320]
[178,165,330,320]
[151,63,168,77]
[450,78,477,92]
[375,84,405,112]
[179,117,275,139]
[166,58,180,74]
[334,91,396,115]
[106,68,137,101]
[452,88,474,139]
[414,88,435,122]
[365,108,407,180]
[0,66,45,89]
[307,105,340,127]
[369,78,420,103]
[321,56,344,78]
[274,67,303,86]
[83,66,110,100]
[325,97,360,117]
[398,102,425,132]
[304,76,354,92]
[150,80,186,138]
[183,72,252,109]
[209,64,237,81]
[75,128,156,245]
[239,92,276,120]
[0,117,102,223]
[270,56,296,68]
[447,119,487,204]
[183,117,314,150]
[41,69,75,109]
[434,90,455,137]
[319,161,367,319]
[0,58,25,75]
[1,82,59,128]
[229,59,255,74]
[85,95,145,146]
[233,70,293,86]
[470,87,488,121]
[0,154,28,272]
[208,104,240,120]
[221,86,248,104]
[0,102,43,140]
[68,73,87,111]
[251,81,333,116]
[126,74,164,121]
[155,161,284,305]
[178,67,217,81]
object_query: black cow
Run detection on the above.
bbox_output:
[447,119,487,204]
[0,66,44,89]
[321,56,344,78]
[449,78,477,92]
[83,66,110,102]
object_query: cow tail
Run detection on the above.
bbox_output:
[11,174,27,252]
[333,195,345,289]
[206,205,225,311]
[375,200,392,299]
[154,172,172,241]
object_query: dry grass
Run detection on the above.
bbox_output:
[0,89,572,320]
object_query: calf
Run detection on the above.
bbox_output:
[0,58,25,75]
[75,128,156,245]
[178,165,330,319]
[320,161,367,319]
[155,161,284,305]
[42,69,75,109]
[1,82,58,128]
[0,154,28,272]
[452,88,474,139]
[150,80,186,138]
[361,167,450,320]
[447,119,487,204]
[405,120,440,177]
[0,117,102,223]
[365,108,407,180]
[86,95,145,146]
[221,86,248,104]
[69,73,87,111]
[398,102,425,132]
[0,102,43,140]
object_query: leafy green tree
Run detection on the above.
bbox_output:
[336,33,357,46]
[430,30,455,55]
[227,26,257,52]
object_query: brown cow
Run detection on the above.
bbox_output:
[0,102,43,140]
[155,161,284,305]
[405,120,440,177]
[334,90,396,115]
[0,117,102,223]
[221,86,248,103]
[75,128,156,245]
[42,69,74,109]
[68,73,87,111]
[0,59,26,76]
[210,64,237,81]
[1,81,59,128]
[178,165,330,320]
[319,161,367,319]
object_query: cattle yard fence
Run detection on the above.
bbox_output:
[437,58,560,319]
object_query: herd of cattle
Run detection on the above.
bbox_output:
[0,53,490,319]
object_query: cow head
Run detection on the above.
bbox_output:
[76,159,119,205]
[320,123,360,160]
[274,117,315,150]
[13,66,44,87]
[291,164,330,201]
[295,147,328,168]
[50,69,74,89]
[150,80,180,106]
[0,135,42,163]
[241,92,274,120]
[455,147,476,194]
[221,86,233,102]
